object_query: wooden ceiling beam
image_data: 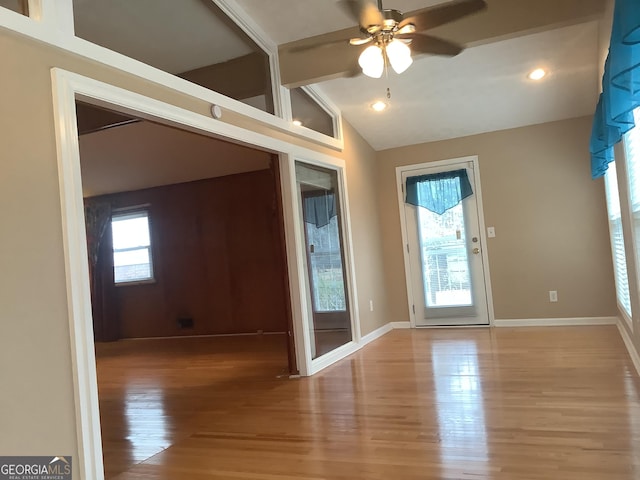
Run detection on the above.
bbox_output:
[278,0,606,88]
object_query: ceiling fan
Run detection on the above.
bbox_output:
[326,0,488,78]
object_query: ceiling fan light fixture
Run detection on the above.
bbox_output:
[359,45,384,78]
[386,39,413,74]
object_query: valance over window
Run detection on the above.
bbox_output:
[590,0,640,178]
[303,191,336,228]
[405,169,473,215]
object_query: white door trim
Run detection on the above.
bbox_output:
[290,155,363,375]
[395,156,495,328]
[50,68,361,479]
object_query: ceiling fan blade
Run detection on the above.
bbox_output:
[397,24,416,35]
[400,0,487,32]
[339,0,384,31]
[408,34,463,56]
[285,31,359,53]
[350,36,374,46]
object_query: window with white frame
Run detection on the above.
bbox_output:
[604,161,632,316]
[111,209,154,284]
[290,87,336,138]
[624,108,640,283]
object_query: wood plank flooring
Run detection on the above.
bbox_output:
[95,326,640,479]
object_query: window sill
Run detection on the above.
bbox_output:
[115,278,156,287]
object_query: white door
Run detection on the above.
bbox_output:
[402,160,489,326]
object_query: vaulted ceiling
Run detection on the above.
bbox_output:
[73,0,606,151]
[238,0,605,149]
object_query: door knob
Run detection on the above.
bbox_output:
[472,247,480,254]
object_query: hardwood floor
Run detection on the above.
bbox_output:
[95,326,640,479]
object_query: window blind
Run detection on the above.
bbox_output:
[604,162,632,316]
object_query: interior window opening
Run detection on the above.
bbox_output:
[0,0,28,15]
[72,0,275,114]
[290,87,336,138]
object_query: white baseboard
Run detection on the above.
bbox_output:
[617,319,640,377]
[390,321,411,329]
[310,340,360,375]
[360,323,393,347]
[493,317,618,327]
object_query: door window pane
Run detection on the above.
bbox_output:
[305,215,346,311]
[417,195,472,308]
[73,0,275,114]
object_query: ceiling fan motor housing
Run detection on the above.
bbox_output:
[363,8,403,34]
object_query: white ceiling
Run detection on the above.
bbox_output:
[234,0,600,150]
[316,21,599,150]
[79,121,271,197]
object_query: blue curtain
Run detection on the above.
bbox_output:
[405,169,473,215]
[303,191,336,228]
[590,0,640,178]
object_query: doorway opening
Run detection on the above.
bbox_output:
[77,101,296,478]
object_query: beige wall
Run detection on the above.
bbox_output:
[0,33,79,460]
[340,121,390,335]
[0,27,388,469]
[377,117,618,322]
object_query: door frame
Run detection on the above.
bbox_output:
[284,156,362,374]
[50,68,361,480]
[395,156,495,328]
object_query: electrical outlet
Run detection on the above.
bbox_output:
[549,290,558,302]
[369,300,374,312]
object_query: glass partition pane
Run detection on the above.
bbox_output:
[0,0,28,15]
[290,88,335,137]
[295,162,351,359]
[73,0,274,114]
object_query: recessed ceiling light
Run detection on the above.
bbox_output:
[292,120,303,126]
[528,68,547,81]
[371,101,387,112]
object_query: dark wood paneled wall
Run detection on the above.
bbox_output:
[90,169,289,339]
